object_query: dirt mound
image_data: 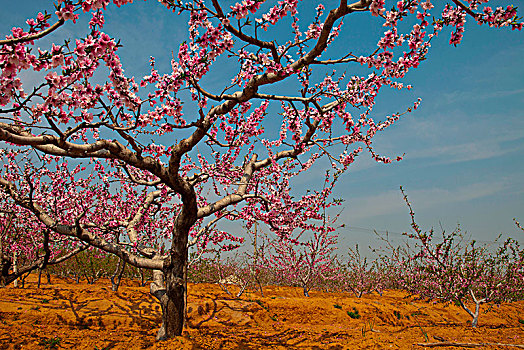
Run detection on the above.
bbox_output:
[0,275,523,349]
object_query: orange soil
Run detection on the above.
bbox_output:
[0,275,523,349]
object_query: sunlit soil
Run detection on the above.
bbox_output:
[0,275,523,349]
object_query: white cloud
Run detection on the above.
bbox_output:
[438,88,524,107]
[345,180,508,221]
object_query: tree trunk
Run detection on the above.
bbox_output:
[150,228,189,341]
[139,268,145,286]
[0,253,11,287]
[12,251,18,288]
[471,301,481,328]
[303,284,310,297]
[151,259,187,341]
[37,267,43,288]
[150,183,195,340]
[111,258,126,292]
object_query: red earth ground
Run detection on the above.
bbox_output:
[0,274,523,349]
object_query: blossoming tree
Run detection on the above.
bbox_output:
[0,0,522,340]
[391,187,524,327]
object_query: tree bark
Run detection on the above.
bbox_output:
[303,284,310,297]
[471,301,480,328]
[149,182,195,340]
[37,267,43,288]
[162,261,187,339]
[151,257,187,341]
[0,254,11,287]
[150,227,189,341]
[111,257,126,292]
[12,251,18,288]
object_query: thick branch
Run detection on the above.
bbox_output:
[125,189,162,257]
[0,175,163,270]
[0,123,170,183]
[197,154,258,218]
[169,0,368,174]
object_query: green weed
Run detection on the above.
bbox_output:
[39,336,61,349]
[347,307,360,319]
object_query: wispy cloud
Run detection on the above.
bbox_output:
[405,134,524,164]
[345,180,508,221]
[438,88,524,107]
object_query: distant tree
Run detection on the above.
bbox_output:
[263,174,341,297]
[0,158,87,287]
[392,187,524,327]
[0,0,522,340]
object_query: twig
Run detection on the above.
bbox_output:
[416,342,524,348]
[0,19,65,45]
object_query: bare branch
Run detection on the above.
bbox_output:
[452,0,479,18]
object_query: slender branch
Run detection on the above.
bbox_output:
[452,0,479,18]
[0,19,65,46]
[166,0,367,182]
[417,341,524,348]
[120,163,162,186]
[312,57,358,65]
[188,214,228,247]
[211,0,280,61]
[253,93,316,103]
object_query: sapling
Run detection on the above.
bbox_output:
[394,186,524,327]
[110,256,127,292]
[338,244,388,298]
[263,173,342,297]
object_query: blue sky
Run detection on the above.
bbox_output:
[2,0,523,254]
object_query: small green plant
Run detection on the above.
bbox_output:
[347,307,360,319]
[518,319,524,325]
[413,318,428,342]
[42,299,49,304]
[333,304,342,309]
[393,310,402,319]
[361,320,375,337]
[252,299,268,311]
[419,325,429,342]
[39,336,61,349]
[270,314,278,321]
